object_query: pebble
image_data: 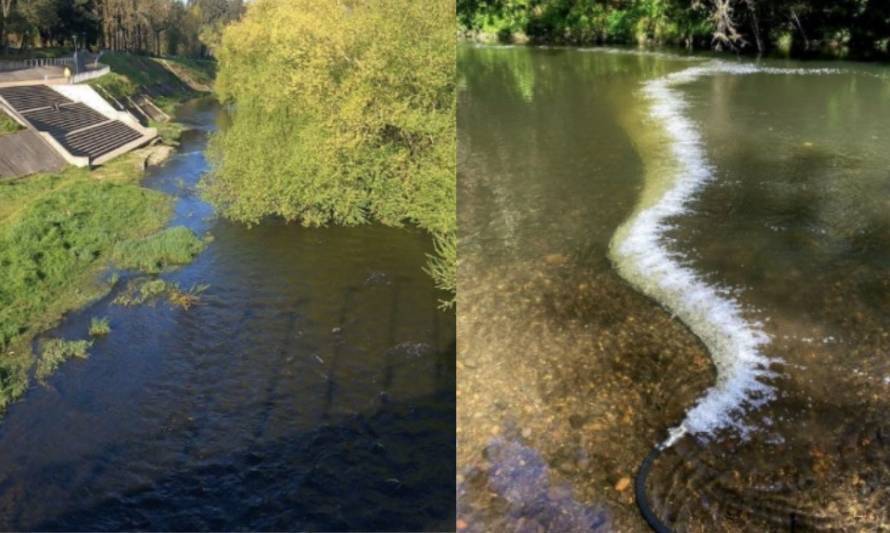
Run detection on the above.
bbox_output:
[614,477,632,492]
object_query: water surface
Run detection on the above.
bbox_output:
[457,44,889,531]
[0,98,456,531]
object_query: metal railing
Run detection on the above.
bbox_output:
[0,56,77,72]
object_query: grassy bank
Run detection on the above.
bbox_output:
[0,154,168,411]
[0,53,214,413]
[91,52,215,115]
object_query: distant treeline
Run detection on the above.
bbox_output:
[0,0,244,58]
[458,0,890,59]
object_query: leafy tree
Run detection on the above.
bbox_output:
[202,0,457,301]
[458,0,890,58]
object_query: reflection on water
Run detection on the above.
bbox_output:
[0,98,456,531]
[458,44,890,531]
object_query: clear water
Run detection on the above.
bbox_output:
[0,98,456,531]
[458,45,890,531]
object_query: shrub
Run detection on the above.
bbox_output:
[203,0,456,302]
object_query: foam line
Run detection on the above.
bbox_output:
[610,61,839,440]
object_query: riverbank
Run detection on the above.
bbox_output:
[0,97,456,531]
[0,55,214,413]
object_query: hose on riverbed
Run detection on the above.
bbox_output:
[635,427,687,533]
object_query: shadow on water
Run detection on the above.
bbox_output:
[21,391,455,532]
[0,97,456,531]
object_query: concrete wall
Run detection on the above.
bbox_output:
[51,84,131,123]
[0,130,66,178]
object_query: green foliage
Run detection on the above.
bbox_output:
[460,0,712,46]
[459,0,890,58]
[0,112,22,137]
[94,53,190,96]
[89,317,111,337]
[0,156,174,413]
[203,0,456,300]
[113,278,170,306]
[36,338,92,381]
[90,71,140,101]
[90,52,217,117]
[113,278,208,309]
[0,351,29,414]
[112,226,206,274]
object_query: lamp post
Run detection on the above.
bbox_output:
[72,34,79,74]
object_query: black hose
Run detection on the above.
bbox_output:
[635,444,673,533]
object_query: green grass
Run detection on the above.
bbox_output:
[36,338,92,381]
[91,52,215,114]
[161,56,217,89]
[152,120,187,145]
[112,226,206,273]
[0,152,172,411]
[88,317,111,337]
[0,52,216,413]
[0,112,23,137]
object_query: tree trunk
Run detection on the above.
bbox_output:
[745,0,763,55]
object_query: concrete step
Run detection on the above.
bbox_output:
[0,85,71,112]
[23,103,108,137]
[63,120,143,159]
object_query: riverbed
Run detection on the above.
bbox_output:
[0,98,456,531]
[457,45,889,531]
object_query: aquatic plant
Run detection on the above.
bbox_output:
[89,317,111,337]
[113,278,169,306]
[36,339,92,381]
[167,283,209,310]
[112,226,207,274]
[113,278,208,310]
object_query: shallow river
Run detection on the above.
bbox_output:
[457,45,889,531]
[0,98,456,531]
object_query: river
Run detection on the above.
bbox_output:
[0,98,456,531]
[457,45,889,531]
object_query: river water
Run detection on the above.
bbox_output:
[0,98,456,531]
[458,45,889,531]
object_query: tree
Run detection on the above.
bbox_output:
[0,0,14,50]
[203,0,457,300]
[146,0,172,56]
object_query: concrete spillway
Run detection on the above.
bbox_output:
[0,83,156,175]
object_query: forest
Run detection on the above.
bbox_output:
[458,0,890,59]
[0,0,243,57]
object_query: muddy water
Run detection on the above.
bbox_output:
[457,45,889,531]
[0,98,456,531]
